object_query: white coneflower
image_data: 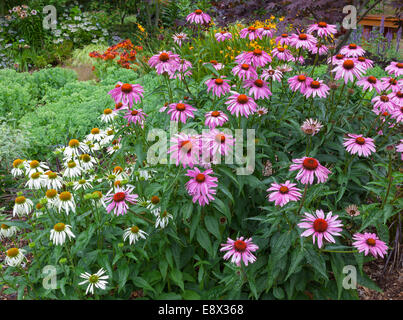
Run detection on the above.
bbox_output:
[85,139,102,152]
[147,196,161,215]
[256,107,268,117]
[301,118,323,136]
[63,160,82,179]
[91,191,106,208]
[123,226,148,245]
[25,171,45,189]
[73,178,93,191]
[79,268,109,295]
[25,160,49,176]
[57,191,76,215]
[345,204,360,217]
[44,171,64,190]
[100,128,115,146]
[111,166,129,181]
[50,223,75,245]
[277,64,292,73]
[100,108,117,123]
[64,139,89,159]
[155,210,173,229]
[13,196,33,217]
[261,66,283,82]
[5,247,26,267]
[45,189,59,208]
[11,159,26,177]
[86,127,107,143]
[0,224,18,239]
[107,143,121,155]
[78,154,97,171]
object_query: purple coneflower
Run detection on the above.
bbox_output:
[168,133,200,168]
[343,134,376,157]
[266,180,302,207]
[243,78,272,100]
[220,236,259,266]
[352,233,388,258]
[104,186,138,216]
[301,119,323,135]
[261,66,283,82]
[215,31,232,42]
[289,32,317,50]
[232,63,258,80]
[275,33,290,46]
[204,110,228,129]
[108,82,144,108]
[304,79,330,98]
[172,33,187,47]
[185,167,218,206]
[271,47,294,62]
[340,43,366,57]
[148,51,180,75]
[205,77,231,97]
[288,74,312,93]
[298,210,343,248]
[332,59,365,84]
[357,76,383,94]
[186,9,211,25]
[225,92,257,118]
[167,101,196,124]
[307,21,337,38]
[385,61,403,77]
[289,157,331,184]
[239,26,262,41]
[123,109,147,127]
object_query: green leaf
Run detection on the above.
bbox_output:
[118,263,130,293]
[204,215,221,240]
[285,248,304,281]
[196,228,213,255]
[304,248,328,281]
[273,287,285,299]
[182,290,201,300]
[170,268,184,292]
[132,276,156,294]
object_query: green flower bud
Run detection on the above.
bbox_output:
[118,242,124,248]
[29,242,36,248]
[59,258,67,264]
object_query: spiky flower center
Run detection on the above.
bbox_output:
[318,21,327,28]
[113,166,123,174]
[121,83,132,93]
[234,240,247,252]
[298,33,308,40]
[89,275,99,284]
[215,78,224,85]
[116,102,123,109]
[68,139,80,148]
[107,130,114,136]
[36,203,43,210]
[281,34,288,38]
[114,180,121,187]
[59,191,72,201]
[254,79,264,87]
[131,226,139,233]
[366,238,376,246]
[195,9,202,15]
[104,108,113,115]
[241,64,250,70]
[131,109,139,115]
[357,56,365,62]
[176,103,186,111]
[215,134,226,143]
[30,160,39,168]
[380,95,389,102]
[196,173,206,183]
[15,196,26,204]
[78,179,86,185]
[343,59,355,70]
[367,76,377,84]
[237,94,248,104]
[355,137,365,145]
[313,218,328,232]
[397,91,403,98]
[211,111,220,117]
[151,196,160,204]
[92,191,102,199]
[80,154,91,163]
[67,161,76,169]
[31,172,41,179]
[253,49,262,56]
[48,172,58,179]
[389,78,397,85]
[310,81,320,89]
[396,63,403,68]
[348,43,357,49]
[1,224,9,229]
[210,60,218,65]
[6,248,19,258]
[335,54,344,60]
[180,140,192,152]
[279,186,289,194]
[162,210,168,217]
[13,159,23,168]
[303,157,319,170]
[248,26,256,32]
[278,47,285,52]
[298,75,306,82]
[54,222,65,232]
[159,52,170,62]
[46,189,57,199]
[113,192,126,202]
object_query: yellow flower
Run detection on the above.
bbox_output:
[279,16,284,22]
[270,15,275,20]
[189,46,194,50]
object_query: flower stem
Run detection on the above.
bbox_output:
[297,184,309,215]
[381,153,393,209]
